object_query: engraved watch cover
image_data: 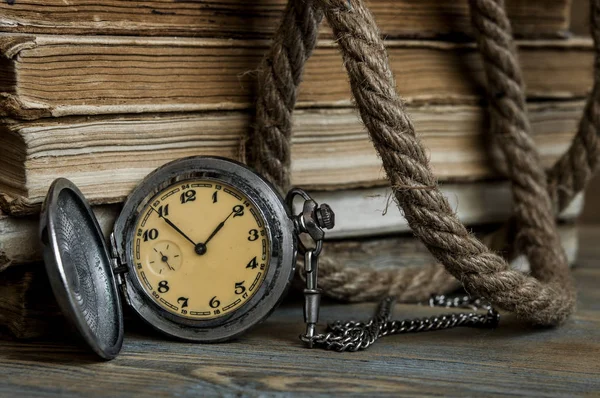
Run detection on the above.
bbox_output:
[40,178,124,360]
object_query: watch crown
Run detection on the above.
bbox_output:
[315,204,335,230]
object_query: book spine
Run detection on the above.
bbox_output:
[0,35,51,120]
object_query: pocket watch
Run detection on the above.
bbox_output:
[39,156,335,359]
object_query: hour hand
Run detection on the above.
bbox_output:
[199,205,244,255]
[203,205,243,246]
[203,220,225,246]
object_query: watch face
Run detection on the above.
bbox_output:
[114,156,296,342]
[132,179,270,320]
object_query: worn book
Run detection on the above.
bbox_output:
[0,264,59,339]
[0,101,585,214]
[0,183,583,270]
[0,0,571,39]
[0,35,592,120]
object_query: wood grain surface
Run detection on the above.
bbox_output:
[1,226,599,397]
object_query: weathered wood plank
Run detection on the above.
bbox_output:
[0,226,599,397]
[1,301,598,396]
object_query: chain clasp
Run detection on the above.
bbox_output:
[285,188,335,348]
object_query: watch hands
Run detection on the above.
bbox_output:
[202,205,243,247]
[203,212,233,246]
[151,204,241,256]
[159,251,174,271]
[151,207,197,247]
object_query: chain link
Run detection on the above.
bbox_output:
[301,295,499,352]
[285,188,499,353]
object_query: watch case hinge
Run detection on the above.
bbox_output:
[113,265,128,274]
[108,232,127,274]
[108,232,131,306]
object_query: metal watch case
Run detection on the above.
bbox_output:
[40,156,297,359]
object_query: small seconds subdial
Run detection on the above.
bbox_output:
[146,241,182,275]
[132,179,270,320]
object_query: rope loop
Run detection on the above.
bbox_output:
[250,0,600,326]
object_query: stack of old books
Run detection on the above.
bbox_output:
[0,0,589,338]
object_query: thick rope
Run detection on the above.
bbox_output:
[252,0,598,323]
[250,0,322,191]
[308,260,459,302]
[314,0,575,325]
[468,0,572,286]
[312,266,457,303]
[250,0,461,304]
[309,222,512,303]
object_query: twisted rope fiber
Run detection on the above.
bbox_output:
[317,0,600,304]
[468,0,573,289]
[310,259,459,302]
[312,0,575,326]
[250,0,323,191]
[309,225,515,303]
[377,0,600,302]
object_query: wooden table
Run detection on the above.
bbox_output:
[1,227,599,397]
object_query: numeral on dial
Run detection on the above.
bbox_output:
[233,205,244,217]
[209,296,220,308]
[246,256,258,269]
[180,189,196,204]
[177,297,189,308]
[248,229,259,241]
[212,191,218,203]
[157,204,169,217]
[143,228,159,241]
[235,281,246,295]
[158,280,169,293]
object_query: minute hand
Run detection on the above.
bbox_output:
[153,209,197,247]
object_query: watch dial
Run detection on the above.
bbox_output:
[132,179,270,320]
